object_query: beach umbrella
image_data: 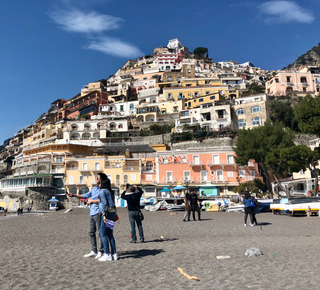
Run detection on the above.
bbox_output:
[173,185,186,190]
[159,187,171,192]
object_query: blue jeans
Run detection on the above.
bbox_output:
[100,211,116,255]
[129,210,144,242]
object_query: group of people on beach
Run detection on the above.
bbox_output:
[182,190,202,221]
[67,172,145,262]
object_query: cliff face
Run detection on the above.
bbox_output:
[285,42,320,70]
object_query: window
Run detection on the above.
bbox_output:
[178,93,183,99]
[163,158,168,164]
[252,117,263,126]
[250,170,255,177]
[56,156,63,163]
[227,155,234,164]
[120,105,124,111]
[123,174,128,184]
[199,98,204,102]
[239,170,245,177]
[200,170,207,181]
[83,163,87,170]
[212,155,219,164]
[168,93,173,99]
[130,104,134,110]
[236,108,246,115]
[115,174,120,185]
[94,162,100,170]
[217,110,224,119]
[194,92,199,97]
[183,171,191,181]
[275,78,279,83]
[193,155,200,164]
[300,77,307,83]
[115,162,120,168]
[217,170,223,180]
[146,162,153,171]
[286,76,291,82]
[80,175,84,184]
[146,175,153,181]
[251,106,262,113]
[168,77,172,81]
[210,96,215,100]
[228,171,233,177]
[166,171,173,181]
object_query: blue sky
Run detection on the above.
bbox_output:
[1,0,319,144]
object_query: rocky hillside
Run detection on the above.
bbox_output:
[285,42,320,70]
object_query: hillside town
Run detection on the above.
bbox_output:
[1,38,320,211]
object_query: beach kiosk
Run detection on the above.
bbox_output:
[48,197,59,211]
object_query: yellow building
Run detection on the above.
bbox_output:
[65,155,141,196]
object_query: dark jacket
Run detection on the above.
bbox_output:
[121,187,143,211]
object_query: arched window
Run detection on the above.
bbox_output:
[237,119,247,128]
[84,123,91,131]
[146,162,153,171]
[236,108,246,115]
[252,117,263,126]
[79,186,89,195]
[251,106,262,113]
[69,187,77,195]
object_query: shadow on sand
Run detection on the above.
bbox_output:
[119,249,165,259]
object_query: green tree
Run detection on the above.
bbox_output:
[233,178,265,195]
[234,120,297,197]
[294,94,320,136]
[193,47,208,58]
[241,81,265,97]
[269,100,299,131]
[148,124,172,135]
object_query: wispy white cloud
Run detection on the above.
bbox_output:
[49,9,123,33]
[85,37,143,58]
[49,7,143,58]
[258,1,314,24]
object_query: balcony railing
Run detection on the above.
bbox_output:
[189,161,204,167]
[123,166,140,171]
[66,167,78,170]
[162,177,177,184]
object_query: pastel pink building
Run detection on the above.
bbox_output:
[266,67,320,97]
[155,147,261,196]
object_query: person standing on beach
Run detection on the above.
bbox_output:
[97,174,118,262]
[121,185,145,243]
[242,191,258,226]
[182,192,191,222]
[67,173,104,259]
[190,190,201,221]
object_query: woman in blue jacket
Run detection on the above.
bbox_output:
[242,191,259,226]
[98,173,117,261]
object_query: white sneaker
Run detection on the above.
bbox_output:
[84,251,97,258]
[244,224,247,226]
[112,253,118,261]
[250,224,255,226]
[95,252,103,259]
[98,253,112,262]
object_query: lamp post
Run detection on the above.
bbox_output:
[184,179,190,193]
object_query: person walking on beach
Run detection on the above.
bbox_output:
[67,173,104,259]
[97,174,118,262]
[121,185,145,243]
[182,192,191,222]
[242,191,259,226]
[190,190,201,221]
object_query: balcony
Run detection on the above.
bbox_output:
[79,167,90,172]
[66,167,78,171]
[189,160,205,168]
[162,177,177,184]
[123,166,140,171]
[140,177,157,183]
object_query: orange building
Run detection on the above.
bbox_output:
[156,147,261,196]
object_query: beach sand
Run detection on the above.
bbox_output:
[1,208,320,289]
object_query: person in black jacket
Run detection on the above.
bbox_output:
[121,185,145,243]
[190,190,201,221]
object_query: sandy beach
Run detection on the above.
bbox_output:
[0,208,320,289]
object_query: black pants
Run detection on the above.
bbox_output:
[191,205,201,220]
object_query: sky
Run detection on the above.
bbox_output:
[1,0,319,144]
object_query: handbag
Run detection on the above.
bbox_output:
[248,198,256,208]
[104,219,115,230]
[138,210,144,221]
